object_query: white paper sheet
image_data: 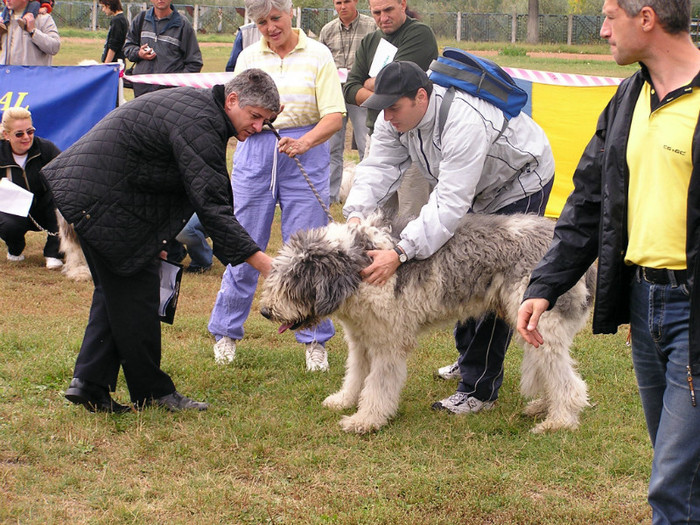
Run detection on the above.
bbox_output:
[0,178,33,217]
[368,38,398,78]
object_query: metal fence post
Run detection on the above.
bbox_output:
[456,11,461,42]
[567,13,573,46]
[91,0,97,31]
[193,4,199,32]
[511,8,517,43]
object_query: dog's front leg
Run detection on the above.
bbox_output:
[339,345,408,434]
[323,336,369,411]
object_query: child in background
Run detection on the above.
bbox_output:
[0,0,54,34]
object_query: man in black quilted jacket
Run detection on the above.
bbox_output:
[41,69,281,414]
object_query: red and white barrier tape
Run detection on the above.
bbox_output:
[126,68,624,89]
[504,67,623,87]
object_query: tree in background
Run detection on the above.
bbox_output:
[526,0,538,43]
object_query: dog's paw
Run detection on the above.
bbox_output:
[339,414,382,434]
[322,391,356,411]
[530,416,579,434]
[522,398,548,417]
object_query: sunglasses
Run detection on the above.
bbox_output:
[13,128,35,138]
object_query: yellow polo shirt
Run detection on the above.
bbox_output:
[234,29,346,130]
[625,80,700,270]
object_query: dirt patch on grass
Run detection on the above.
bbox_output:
[468,49,614,61]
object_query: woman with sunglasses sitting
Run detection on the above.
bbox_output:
[0,106,62,268]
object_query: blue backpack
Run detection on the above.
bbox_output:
[428,47,528,139]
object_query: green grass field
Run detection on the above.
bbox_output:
[0,35,652,524]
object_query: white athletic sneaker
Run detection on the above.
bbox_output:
[6,253,25,262]
[45,257,63,270]
[213,336,237,364]
[431,392,496,414]
[305,342,329,372]
[435,360,461,380]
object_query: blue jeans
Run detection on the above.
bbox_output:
[455,178,553,401]
[629,271,700,525]
[175,214,212,269]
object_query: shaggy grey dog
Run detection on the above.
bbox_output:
[259,213,596,434]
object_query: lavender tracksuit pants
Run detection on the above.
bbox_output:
[208,125,335,345]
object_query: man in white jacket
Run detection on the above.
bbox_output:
[0,0,60,65]
[344,61,555,416]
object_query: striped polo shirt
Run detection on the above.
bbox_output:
[234,28,346,130]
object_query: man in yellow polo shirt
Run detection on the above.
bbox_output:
[517,1,700,523]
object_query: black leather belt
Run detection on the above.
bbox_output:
[638,266,687,285]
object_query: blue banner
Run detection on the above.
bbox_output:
[0,65,119,150]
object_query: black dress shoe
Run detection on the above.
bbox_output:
[65,378,132,414]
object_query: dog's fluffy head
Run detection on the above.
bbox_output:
[259,218,391,332]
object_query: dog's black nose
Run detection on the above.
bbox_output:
[260,307,271,319]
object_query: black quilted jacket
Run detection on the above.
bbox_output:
[41,85,260,276]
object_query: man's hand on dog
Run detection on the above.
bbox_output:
[346,218,401,286]
[361,249,401,286]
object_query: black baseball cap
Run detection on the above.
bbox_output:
[361,61,431,111]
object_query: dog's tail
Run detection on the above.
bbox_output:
[584,263,597,307]
[57,210,92,282]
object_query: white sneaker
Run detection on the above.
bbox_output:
[435,360,461,380]
[45,257,63,270]
[7,253,25,262]
[213,336,237,364]
[431,392,495,414]
[305,342,329,372]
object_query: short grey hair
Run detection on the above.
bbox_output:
[617,0,691,34]
[245,0,292,23]
[225,68,281,113]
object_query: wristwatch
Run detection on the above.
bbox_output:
[393,246,407,264]
[28,29,35,37]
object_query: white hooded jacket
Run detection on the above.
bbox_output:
[343,84,555,261]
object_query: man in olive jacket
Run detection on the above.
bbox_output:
[42,69,280,414]
[342,0,437,135]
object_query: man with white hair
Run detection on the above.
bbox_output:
[42,70,281,414]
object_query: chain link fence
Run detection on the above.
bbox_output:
[53,3,699,46]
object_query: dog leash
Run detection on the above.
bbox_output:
[4,168,58,236]
[28,214,58,236]
[265,121,335,224]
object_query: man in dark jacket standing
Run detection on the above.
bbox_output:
[42,69,281,413]
[123,0,203,97]
[517,2,700,523]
